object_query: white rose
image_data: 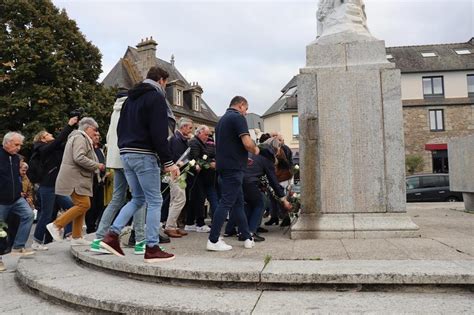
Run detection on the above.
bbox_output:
[294,193,300,198]
[189,159,196,167]
[0,230,7,238]
[294,164,300,170]
[202,155,208,160]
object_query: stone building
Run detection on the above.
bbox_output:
[102,37,219,128]
[262,38,474,173]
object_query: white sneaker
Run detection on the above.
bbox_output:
[70,238,92,246]
[184,224,196,232]
[206,239,232,251]
[244,238,255,249]
[46,223,63,242]
[32,241,48,251]
[0,260,5,272]
[196,225,211,233]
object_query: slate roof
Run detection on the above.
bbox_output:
[102,45,218,126]
[245,113,264,130]
[262,76,298,118]
[386,38,474,73]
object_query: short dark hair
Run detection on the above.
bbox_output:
[229,96,247,108]
[146,66,169,81]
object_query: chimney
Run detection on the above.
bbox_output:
[136,36,158,76]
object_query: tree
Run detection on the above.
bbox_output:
[405,154,424,175]
[0,0,115,151]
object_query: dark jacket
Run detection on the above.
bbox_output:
[117,82,173,168]
[244,146,285,198]
[0,147,22,205]
[169,130,189,163]
[189,136,215,185]
[33,124,75,187]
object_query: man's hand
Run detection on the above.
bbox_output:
[68,116,79,126]
[98,163,106,172]
[165,164,180,180]
[282,199,292,211]
[210,161,216,169]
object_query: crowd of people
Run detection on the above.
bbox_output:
[0,65,295,271]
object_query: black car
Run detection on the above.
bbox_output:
[406,174,463,202]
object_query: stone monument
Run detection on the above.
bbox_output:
[448,135,474,211]
[291,0,419,239]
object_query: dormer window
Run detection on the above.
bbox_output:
[175,89,183,106]
[455,49,471,55]
[421,52,437,58]
[193,95,201,111]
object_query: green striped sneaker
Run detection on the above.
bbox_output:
[90,239,110,254]
[134,240,164,255]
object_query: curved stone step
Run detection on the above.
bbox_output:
[71,244,474,288]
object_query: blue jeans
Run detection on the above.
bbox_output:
[209,170,251,243]
[34,186,73,244]
[225,182,264,234]
[0,198,34,249]
[96,168,145,241]
[110,154,162,247]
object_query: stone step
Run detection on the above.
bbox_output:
[70,244,474,288]
[15,246,474,314]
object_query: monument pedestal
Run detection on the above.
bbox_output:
[291,37,419,239]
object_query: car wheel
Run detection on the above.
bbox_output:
[445,196,459,202]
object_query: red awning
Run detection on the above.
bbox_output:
[425,143,447,151]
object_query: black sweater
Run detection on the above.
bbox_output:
[117,83,173,168]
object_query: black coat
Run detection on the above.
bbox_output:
[169,131,189,163]
[34,124,74,187]
[0,147,22,205]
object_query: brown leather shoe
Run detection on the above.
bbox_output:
[164,229,182,238]
[177,229,188,236]
[100,232,125,257]
[144,245,175,263]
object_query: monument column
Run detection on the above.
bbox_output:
[291,0,419,239]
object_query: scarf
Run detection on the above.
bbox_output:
[143,78,176,133]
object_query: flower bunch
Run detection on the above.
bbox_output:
[161,159,197,191]
[286,189,301,219]
[0,222,8,238]
[197,154,212,170]
[292,164,300,174]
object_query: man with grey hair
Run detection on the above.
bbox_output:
[164,117,193,238]
[47,117,105,244]
[0,131,35,270]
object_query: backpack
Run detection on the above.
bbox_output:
[27,147,45,184]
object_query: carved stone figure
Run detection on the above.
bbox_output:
[316,0,373,43]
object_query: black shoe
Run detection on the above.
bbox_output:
[223,229,238,237]
[252,233,265,242]
[280,216,291,227]
[159,233,171,244]
[264,217,279,226]
[257,227,268,233]
[127,229,136,247]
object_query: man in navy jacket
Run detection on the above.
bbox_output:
[101,66,180,263]
[0,132,35,260]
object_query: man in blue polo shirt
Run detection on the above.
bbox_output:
[207,96,260,251]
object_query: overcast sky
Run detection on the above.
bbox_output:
[52,0,473,116]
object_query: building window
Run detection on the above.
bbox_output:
[175,89,183,106]
[423,76,444,97]
[386,54,393,59]
[429,109,444,131]
[455,49,471,55]
[421,52,437,58]
[467,75,474,96]
[292,115,299,139]
[193,95,200,111]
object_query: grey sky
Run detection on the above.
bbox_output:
[52,0,473,116]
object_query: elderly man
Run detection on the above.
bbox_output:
[164,118,193,238]
[47,118,105,245]
[0,131,35,262]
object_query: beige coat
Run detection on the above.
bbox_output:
[55,130,100,197]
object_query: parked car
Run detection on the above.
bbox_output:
[406,174,463,202]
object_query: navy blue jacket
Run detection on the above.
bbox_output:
[0,147,22,205]
[117,82,173,168]
[169,130,189,163]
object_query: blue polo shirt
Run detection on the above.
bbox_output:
[215,108,250,171]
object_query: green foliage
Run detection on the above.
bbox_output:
[0,0,115,152]
[263,254,272,267]
[405,154,425,175]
